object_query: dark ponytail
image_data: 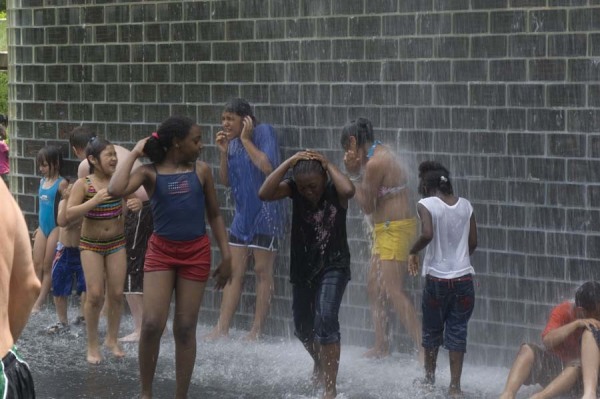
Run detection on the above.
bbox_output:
[418,161,453,197]
[340,117,375,149]
[85,137,111,174]
[143,116,195,164]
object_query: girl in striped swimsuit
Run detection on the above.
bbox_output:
[66,137,126,364]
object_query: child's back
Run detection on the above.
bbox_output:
[418,196,474,278]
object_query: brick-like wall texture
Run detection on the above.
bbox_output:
[7,0,600,366]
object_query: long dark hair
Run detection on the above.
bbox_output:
[85,137,111,174]
[37,145,64,178]
[340,117,375,149]
[418,161,453,197]
[143,116,195,164]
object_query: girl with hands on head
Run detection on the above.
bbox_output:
[259,150,354,399]
[108,116,232,399]
[207,98,284,341]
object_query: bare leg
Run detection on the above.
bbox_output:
[581,329,600,399]
[529,365,579,399]
[424,347,439,385]
[33,228,60,311]
[120,294,144,342]
[79,292,86,319]
[53,296,68,325]
[245,248,276,340]
[320,342,341,399]
[301,340,322,387]
[448,351,465,397]
[139,270,175,399]
[173,277,206,399]
[499,344,535,399]
[364,256,390,358]
[104,249,126,358]
[206,246,249,339]
[31,229,48,312]
[80,250,106,364]
[380,259,422,362]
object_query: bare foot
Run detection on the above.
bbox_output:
[30,306,41,315]
[203,328,228,341]
[322,389,337,399]
[581,393,597,399]
[448,386,464,398]
[118,331,140,343]
[362,347,390,359]
[243,330,261,341]
[87,348,103,365]
[105,341,125,358]
[498,393,514,399]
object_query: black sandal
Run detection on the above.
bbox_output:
[46,322,69,335]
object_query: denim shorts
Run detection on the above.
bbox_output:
[421,274,475,353]
[292,268,349,345]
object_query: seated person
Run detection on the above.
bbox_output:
[499,281,600,399]
[579,320,600,399]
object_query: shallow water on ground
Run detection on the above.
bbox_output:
[20,307,541,399]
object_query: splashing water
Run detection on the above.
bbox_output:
[21,306,539,398]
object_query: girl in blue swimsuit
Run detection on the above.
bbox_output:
[32,146,68,313]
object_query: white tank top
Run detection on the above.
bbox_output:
[418,196,475,279]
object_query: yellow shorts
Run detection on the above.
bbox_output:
[372,218,417,261]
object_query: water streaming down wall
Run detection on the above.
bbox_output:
[7,0,600,367]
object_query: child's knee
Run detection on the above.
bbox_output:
[85,293,104,309]
[173,322,196,344]
[518,344,536,363]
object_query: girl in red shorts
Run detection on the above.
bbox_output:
[108,116,232,399]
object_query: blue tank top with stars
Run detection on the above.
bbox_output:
[150,163,206,241]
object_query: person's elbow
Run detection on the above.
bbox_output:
[27,273,41,299]
[340,185,355,200]
[258,186,271,201]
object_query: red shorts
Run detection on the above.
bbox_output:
[144,233,211,282]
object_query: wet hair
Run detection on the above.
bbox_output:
[37,145,64,177]
[223,98,258,125]
[144,116,195,164]
[340,117,375,149]
[85,137,111,174]
[292,159,326,179]
[575,281,600,312]
[0,125,6,141]
[418,161,453,197]
[69,126,96,150]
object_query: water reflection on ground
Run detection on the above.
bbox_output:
[20,307,539,398]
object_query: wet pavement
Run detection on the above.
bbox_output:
[19,306,538,399]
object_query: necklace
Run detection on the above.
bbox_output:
[366,140,382,159]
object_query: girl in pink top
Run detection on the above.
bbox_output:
[0,126,9,187]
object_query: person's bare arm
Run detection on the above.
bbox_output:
[468,213,477,255]
[108,138,149,198]
[216,131,229,186]
[258,154,303,201]
[240,116,274,175]
[310,151,354,208]
[543,319,594,349]
[353,158,382,215]
[200,161,232,289]
[7,195,41,340]
[408,204,433,276]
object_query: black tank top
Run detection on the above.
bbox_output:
[287,179,351,286]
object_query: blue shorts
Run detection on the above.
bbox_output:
[51,244,86,296]
[292,268,349,345]
[421,274,475,353]
[229,232,279,252]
